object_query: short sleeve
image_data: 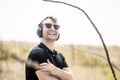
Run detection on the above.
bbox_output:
[25,47,49,80]
[26,48,48,71]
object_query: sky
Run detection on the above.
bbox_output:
[0,0,120,46]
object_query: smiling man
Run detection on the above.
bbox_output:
[25,16,74,80]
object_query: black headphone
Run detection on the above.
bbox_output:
[37,23,60,40]
[37,23,43,37]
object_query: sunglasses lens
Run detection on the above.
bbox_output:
[45,23,52,28]
[54,25,60,30]
[44,23,60,30]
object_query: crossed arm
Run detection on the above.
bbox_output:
[35,59,74,80]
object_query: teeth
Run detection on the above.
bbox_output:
[48,31,56,35]
[49,34,55,35]
[48,33,55,35]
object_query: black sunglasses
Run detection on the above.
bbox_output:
[44,23,60,30]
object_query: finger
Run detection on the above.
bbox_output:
[47,59,51,64]
[39,64,48,70]
[40,63,48,67]
[39,66,47,70]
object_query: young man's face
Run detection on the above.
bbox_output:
[42,18,60,41]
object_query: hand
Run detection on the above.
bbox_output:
[39,59,74,80]
[39,59,59,76]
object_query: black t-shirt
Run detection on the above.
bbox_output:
[25,43,68,80]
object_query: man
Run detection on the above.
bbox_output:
[25,16,74,80]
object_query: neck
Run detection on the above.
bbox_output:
[41,39,55,51]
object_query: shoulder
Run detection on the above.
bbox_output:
[28,46,45,59]
[27,45,48,64]
[31,46,44,53]
[29,45,46,56]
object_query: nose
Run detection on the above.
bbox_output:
[50,25,55,30]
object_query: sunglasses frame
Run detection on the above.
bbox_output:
[44,23,60,30]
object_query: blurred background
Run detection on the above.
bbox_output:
[0,0,120,80]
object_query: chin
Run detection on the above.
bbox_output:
[47,38,56,41]
[48,36,57,40]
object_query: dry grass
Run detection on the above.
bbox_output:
[0,41,120,80]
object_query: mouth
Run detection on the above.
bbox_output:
[48,34,56,38]
[48,31,56,36]
[47,32,58,40]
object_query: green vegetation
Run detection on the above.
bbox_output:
[0,41,120,80]
[74,50,104,67]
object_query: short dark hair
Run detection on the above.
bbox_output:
[38,16,57,27]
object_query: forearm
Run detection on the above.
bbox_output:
[36,70,60,80]
[52,68,74,80]
[38,60,74,80]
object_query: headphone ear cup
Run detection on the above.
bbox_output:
[37,26,43,37]
[56,34,60,41]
